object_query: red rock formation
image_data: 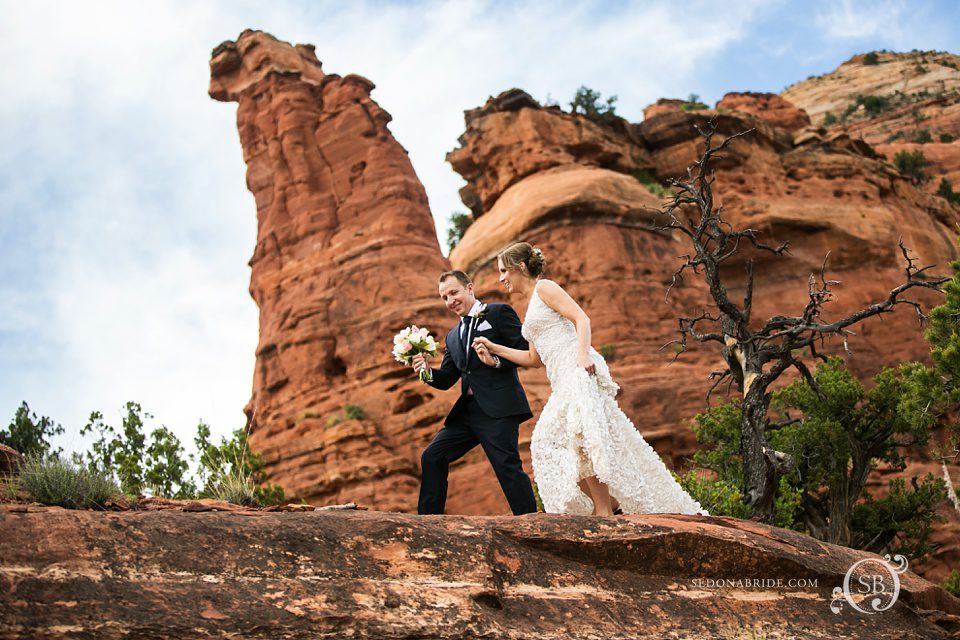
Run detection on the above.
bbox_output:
[209,30,453,511]
[447,88,960,581]
[717,91,812,131]
[0,444,22,477]
[3,506,958,638]
[642,97,687,120]
[447,89,655,216]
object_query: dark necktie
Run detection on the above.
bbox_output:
[460,316,472,358]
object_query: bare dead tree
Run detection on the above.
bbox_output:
[659,116,950,523]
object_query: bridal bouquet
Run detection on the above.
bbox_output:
[393,325,439,382]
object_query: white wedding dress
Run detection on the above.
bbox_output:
[523,280,708,516]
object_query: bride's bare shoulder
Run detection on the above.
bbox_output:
[535,278,565,299]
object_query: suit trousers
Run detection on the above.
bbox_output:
[418,395,537,515]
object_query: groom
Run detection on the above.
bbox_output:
[411,270,538,515]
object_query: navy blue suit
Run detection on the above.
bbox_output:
[418,302,538,515]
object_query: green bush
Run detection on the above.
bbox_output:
[943,569,960,597]
[5,402,287,508]
[851,474,947,562]
[633,170,669,198]
[858,94,890,115]
[894,149,930,184]
[914,129,933,144]
[569,86,618,122]
[937,178,960,204]
[822,111,838,126]
[344,404,366,421]
[676,470,751,520]
[941,133,956,143]
[0,402,64,458]
[598,345,616,361]
[532,482,544,512]
[864,52,880,65]
[19,454,120,509]
[681,93,709,111]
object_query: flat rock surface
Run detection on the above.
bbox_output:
[2,508,959,639]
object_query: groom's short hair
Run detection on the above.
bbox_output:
[438,270,471,287]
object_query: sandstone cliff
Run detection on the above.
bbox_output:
[2,504,959,639]
[783,51,960,188]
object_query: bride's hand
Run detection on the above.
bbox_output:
[473,341,497,367]
[472,336,496,355]
[577,352,596,375]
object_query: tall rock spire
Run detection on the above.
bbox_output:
[209,30,451,510]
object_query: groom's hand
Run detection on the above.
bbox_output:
[412,353,429,375]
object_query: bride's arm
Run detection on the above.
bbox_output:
[535,280,595,374]
[474,337,543,368]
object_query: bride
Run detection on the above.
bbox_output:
[472,242,708,517]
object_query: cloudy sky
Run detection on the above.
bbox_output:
[2,0,958,461]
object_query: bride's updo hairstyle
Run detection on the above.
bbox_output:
[499,242,547,278]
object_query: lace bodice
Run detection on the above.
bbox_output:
[521,280,618,396]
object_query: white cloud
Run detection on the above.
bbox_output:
[814,0,950,50]
[0,0,827,464]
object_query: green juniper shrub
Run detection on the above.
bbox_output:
[943,569,960,597]
[863,52,880,65]
[914,129,933,144]
[822,111,838,126]
[678,356,948,562]
[851,473,947,562]
[894,149,931,184]
[941,133,956,143]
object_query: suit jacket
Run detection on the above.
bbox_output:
[427,302,533,424]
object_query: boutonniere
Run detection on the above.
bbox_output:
[473,303,489,324]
